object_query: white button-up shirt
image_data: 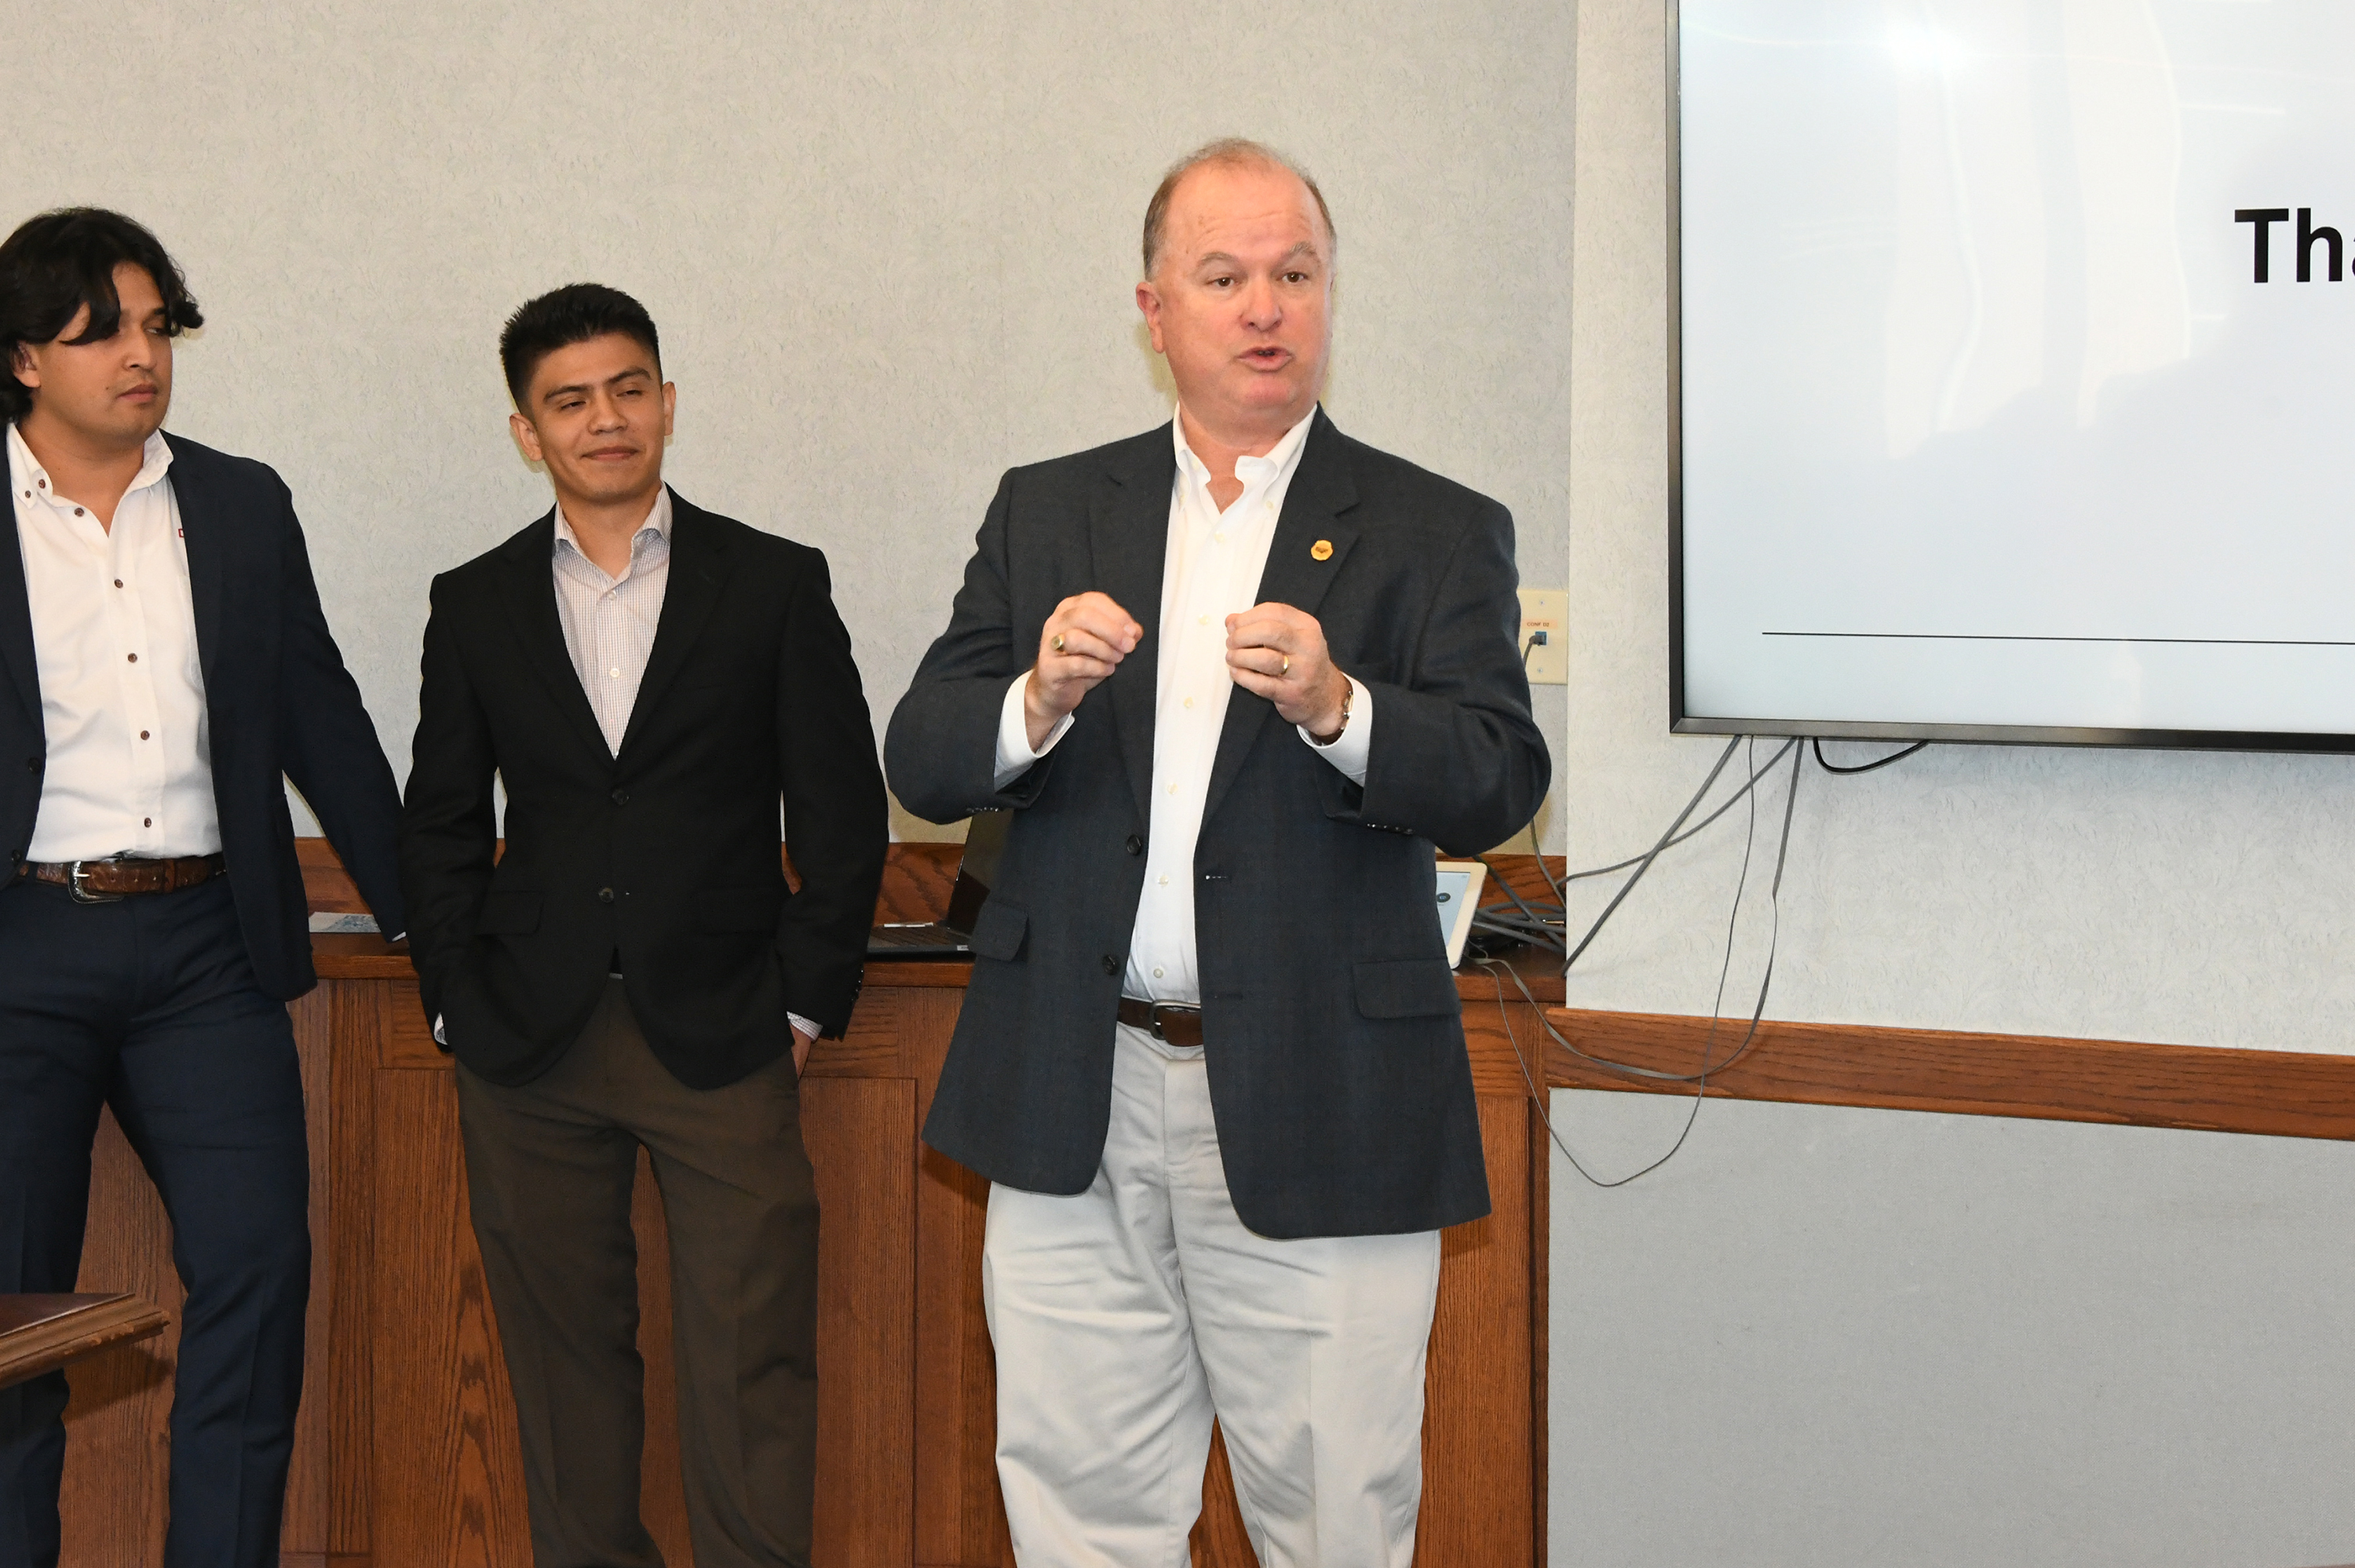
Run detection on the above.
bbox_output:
[994,406,1371,1005]
[552,489,673,757]
[11,421,221,862]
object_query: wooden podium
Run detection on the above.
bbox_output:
[59,845,1559,1566]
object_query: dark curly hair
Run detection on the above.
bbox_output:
[0,208,203,423]
[498,283,661,409]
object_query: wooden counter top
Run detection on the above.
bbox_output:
[306,843,1568,1005]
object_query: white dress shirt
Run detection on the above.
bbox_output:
[544,490,816,1041]
[994,406,1371,1005]
[553,489,674,757]
[11,421,221,862]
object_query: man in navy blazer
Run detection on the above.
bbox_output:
[887,142,1548,1563]
[0,210,403,1568]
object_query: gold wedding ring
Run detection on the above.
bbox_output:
[1050,633,1066,654]
[1281,655,1291,676]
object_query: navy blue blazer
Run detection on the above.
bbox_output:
[886,412,1550,1238]
[0,432,406,999]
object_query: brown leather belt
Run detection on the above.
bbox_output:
[15,854,225,903]
[1117,997,1205,1048]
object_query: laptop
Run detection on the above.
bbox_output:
[865,811,1010,958]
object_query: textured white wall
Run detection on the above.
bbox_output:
[1555,0,2355,1560]
[3,0,1572,847]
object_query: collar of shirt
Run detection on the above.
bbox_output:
[1169,403,1316,504]
[552,487,673,586]
[7,421,173,514]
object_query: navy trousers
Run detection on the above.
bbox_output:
[0,875,309,1568]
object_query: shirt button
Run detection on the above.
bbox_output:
[1152,965,1166,979]
[1158,873,1169,886]
[1167,782,1178,795]
[1182,696,1194,709]
[608,667,620,678]
[139,731,149,740]
[72,507,82,516]
[143,817,152,827]
[35,478,44,489]
[1198,614,1208,626]
[612,789,630,807]
[1214,532,1226,544]
[114,579,122,589]
[126,653,137,663]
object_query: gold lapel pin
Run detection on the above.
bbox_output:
[1310,538,1334,561]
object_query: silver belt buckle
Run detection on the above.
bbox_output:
[68,859,125,905]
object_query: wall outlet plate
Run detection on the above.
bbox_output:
[1517,589,1567,685]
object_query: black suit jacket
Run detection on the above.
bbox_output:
[0,432,404,999]
[885,412,1550,1238]
[400,491,888,1091]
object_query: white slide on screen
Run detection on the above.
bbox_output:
[1678,0,2355,742]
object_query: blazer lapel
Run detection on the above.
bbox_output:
[160,436,227,687]
[1201,410,1362,826]
[493,511,612,760]
[1090,431,1178,829]
[616,490,726,763]
[0,448,38,731]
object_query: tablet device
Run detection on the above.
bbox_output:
[1434,859,1488,970]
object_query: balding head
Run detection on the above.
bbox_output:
[1142,138,1336,280]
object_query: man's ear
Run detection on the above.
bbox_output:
[10,343,38,392]
[1136,279,1167,356]
[509,409,545,465]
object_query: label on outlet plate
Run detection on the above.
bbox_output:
[1517,589,1567,684]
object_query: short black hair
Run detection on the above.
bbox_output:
[499,283,661,407]
[0,208,203,423]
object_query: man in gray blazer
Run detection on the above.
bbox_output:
[885,139,1547,1566]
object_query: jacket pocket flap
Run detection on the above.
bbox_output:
[696,888,783,933]
[474,891,542,936]
[966,897,1028,962]
[1353,958,1461,1019]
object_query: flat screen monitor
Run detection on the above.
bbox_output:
[1674,0,2355,749]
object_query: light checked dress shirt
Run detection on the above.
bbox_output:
[994,405,1371,1005]
[10,421,221,862]
[547,489,817,1040]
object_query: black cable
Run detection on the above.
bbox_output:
[1484,735,1804,1187]
[1812,737,1928,775]
[1565,736,1740,974]
[1550,738,1796,887]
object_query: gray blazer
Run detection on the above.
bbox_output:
[885,411,1549,1238]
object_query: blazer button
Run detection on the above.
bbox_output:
[24,756,38,772]
[611,789,630,807]
[1100,954,1119,976]
[1124,834,1143,855]
[598,888,616,904]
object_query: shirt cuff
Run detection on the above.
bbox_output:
[994,672,1074,788]
[789,1012,820,1041]
[1298,674,1372,786]
[433,1013,446,1046]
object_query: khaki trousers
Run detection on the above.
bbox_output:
[984,1023,1443,1568]
[456,981,819,1568]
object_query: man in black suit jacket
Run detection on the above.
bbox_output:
[400,285,885,1568]
[887,142,1548,1564]
[0,210,404,1568]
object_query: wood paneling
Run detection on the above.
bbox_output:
[367,1067,530,1568]
[1546,1008,2355,1140]
[806,1078,919,1566]
[56,844,1557,1565]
